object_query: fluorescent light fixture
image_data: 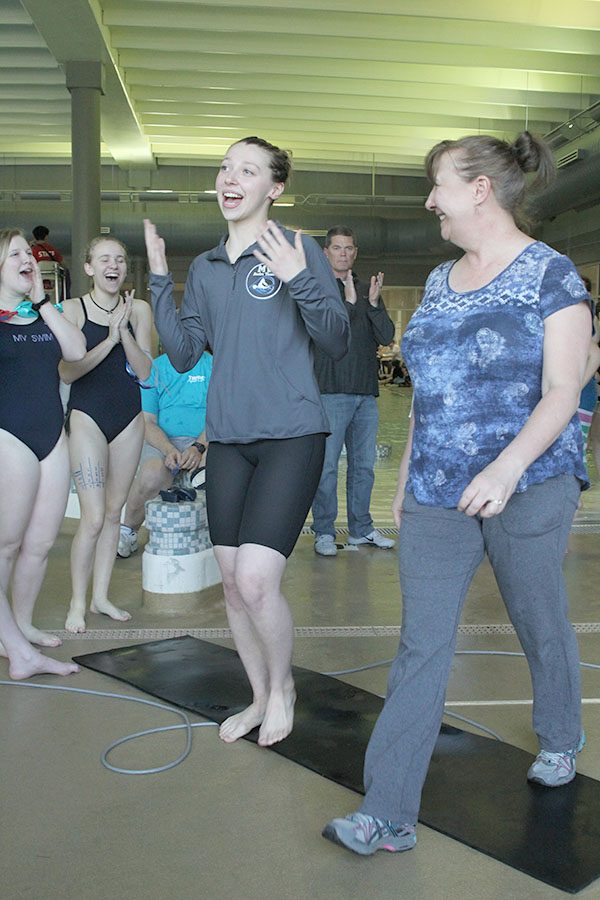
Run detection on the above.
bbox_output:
[146,189,174,193]
[273,195,295,207]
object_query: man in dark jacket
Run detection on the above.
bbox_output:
[312,226,396,556]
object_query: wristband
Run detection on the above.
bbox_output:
[31,294,51,312]
[191,442,206,455]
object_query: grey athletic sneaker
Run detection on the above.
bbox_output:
[348,529,395,549]
[322,812,416,856]
[527,732,586,787]
[117,526,138,559]
[314,534,337,557]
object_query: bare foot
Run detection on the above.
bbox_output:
[219,701,266,743]
[90,599,131,622]
[65,600,87,634]
[258,687,296,747]
[15,622,62,648]
[8,648,79,681]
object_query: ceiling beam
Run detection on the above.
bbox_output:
[110,29,600,76]
[101,0,600,31]
[104,7,600,56]
[20,0,153,167]
[137,99,563,126]
[118,50,600,90]
[127,73,600,110]
[130,85,588,113]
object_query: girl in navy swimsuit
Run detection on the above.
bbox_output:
[60,237,151,633]
[0,228,85,679]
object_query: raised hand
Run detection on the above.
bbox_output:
[144,218,168,275]
[253,221,306,283]
[369,271,384,306]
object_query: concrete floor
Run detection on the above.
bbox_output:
[3,387,600,900]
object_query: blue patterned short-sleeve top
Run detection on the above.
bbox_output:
[401,241,590,507]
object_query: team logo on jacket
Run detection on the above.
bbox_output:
[246,264,282,300]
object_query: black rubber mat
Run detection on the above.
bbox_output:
[75,636,600,894]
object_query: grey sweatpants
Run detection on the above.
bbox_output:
[359,475,582,825]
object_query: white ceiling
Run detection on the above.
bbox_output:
[1,0,600,276]
[3,0,600,173]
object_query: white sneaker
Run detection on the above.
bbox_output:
[348,529,395,549]
[117,526,138,559]
[190,466,206,489]
[527,732,586,787]
[314,534,338,557]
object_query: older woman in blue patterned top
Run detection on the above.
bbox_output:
[323,132,591,856]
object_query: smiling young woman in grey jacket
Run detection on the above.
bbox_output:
[144,136,349,747]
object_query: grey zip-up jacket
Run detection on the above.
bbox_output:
[150,228,350,444]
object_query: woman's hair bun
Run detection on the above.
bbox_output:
[512,131,548,175]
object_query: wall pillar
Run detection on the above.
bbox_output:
[132,255,146,300]
[66,61,105,297]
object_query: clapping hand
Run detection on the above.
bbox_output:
[107,294,129,343]
[118,291,135,332]
[253,221,306,283]
[342,270,357,304]
[369,272,384,306]
[108,307,123,344]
